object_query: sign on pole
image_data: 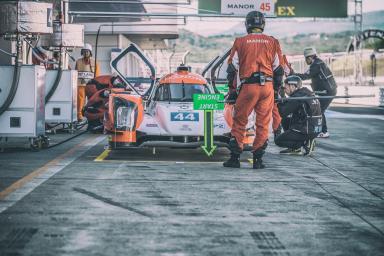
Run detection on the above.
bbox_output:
[193,94,224,156]
[199,0,275,16]
[193,94,224,111]
[199,0,348,18]
[275,0,347,18]
[221,0,275,16]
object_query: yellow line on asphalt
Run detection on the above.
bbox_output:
[99,159,245,164]
[94,149,111,162]
[0,136,99,200]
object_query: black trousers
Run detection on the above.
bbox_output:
[319,98,333,133]
[281,117,291,131]
[275,129,310,149]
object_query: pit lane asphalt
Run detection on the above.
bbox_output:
[0,109,383,255]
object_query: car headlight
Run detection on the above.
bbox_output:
[113,97,138,131]
[116,106,136,130]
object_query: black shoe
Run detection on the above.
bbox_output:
[223,153,240,168]
[253,158,265,169]
[279,148,302,155]
[303,139,316,156]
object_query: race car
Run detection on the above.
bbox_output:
[104,43,255,150]
[83,75,125,131]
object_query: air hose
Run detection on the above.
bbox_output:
[0,34,22,116]
[45,50,63,103]
[45,21,64,104]
[27,42,62,104]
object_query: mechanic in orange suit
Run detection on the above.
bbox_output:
[272,54,293,139]
[75,43,100,123]
[223,11,284,169]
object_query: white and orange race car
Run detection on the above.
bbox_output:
[104,44,255,150]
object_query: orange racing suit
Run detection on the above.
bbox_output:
[75,57,100,120]
[228,33,283,152]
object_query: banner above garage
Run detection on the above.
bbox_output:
[198,0,348,18]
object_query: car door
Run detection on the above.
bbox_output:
[209,48,231,95]
[110,43,156,98]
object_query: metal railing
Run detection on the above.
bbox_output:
[289,50,384,86]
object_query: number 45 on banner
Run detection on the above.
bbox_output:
[260,2,271,12]
[221,0,275,17]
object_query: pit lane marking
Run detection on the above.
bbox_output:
[98,159,251,164]
[94,149,111,162]
[0,135,105,213]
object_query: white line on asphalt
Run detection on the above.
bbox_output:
[0,135,105,214]
[327,110,384,120]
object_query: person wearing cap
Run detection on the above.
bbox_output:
[75,43,100,123]
[294,47,337,138]
[223,10,284,169]
[275,76,323,155]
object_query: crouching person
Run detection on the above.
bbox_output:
[275,76,322,156]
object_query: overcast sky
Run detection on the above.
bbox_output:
[363,0,384,12]
[178,0,384,36]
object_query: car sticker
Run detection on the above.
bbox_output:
[170,112,199,122]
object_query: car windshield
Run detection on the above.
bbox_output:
[154,83,210,102]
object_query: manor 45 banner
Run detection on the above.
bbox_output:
[199,0,347,18]
[199,0,275,16]
[221,0,275,16]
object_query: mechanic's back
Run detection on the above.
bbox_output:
[230,33,282,80]
[223,11,284,169]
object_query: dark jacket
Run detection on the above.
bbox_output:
[278,87,323,135]
[295,57,337,96]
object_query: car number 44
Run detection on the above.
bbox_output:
[171,112,199,122]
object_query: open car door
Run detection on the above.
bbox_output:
[201,55,220,81]
[209,48,231,95]
[111,43,156,97]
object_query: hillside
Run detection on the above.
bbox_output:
[174,11,384,63]
[173,30,233,63]
[222,10,384,37]
[174,30,383,63]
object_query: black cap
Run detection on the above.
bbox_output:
[284,75,302,88]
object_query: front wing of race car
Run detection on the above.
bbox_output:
[135,103,231,148]
[107,99,255,150]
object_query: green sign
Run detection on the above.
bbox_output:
[193,93,224,156]
[193,94,224,111]
[199,0,348,18]
[216,84,229,95]
[199,0,221,14]
[276,0,347,18]
[201,110,217,157]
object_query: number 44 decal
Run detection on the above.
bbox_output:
[171,112,199,122]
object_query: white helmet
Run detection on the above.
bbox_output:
[81,43,93,56]
[304,47,317,58]
[83,43,92,52]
